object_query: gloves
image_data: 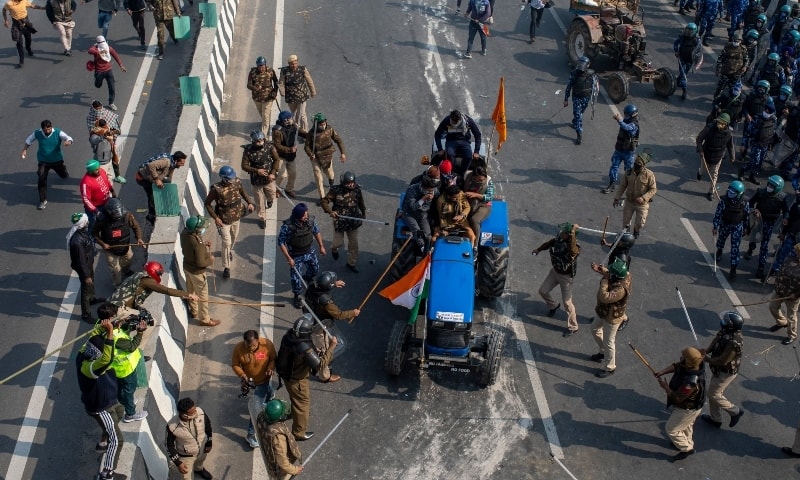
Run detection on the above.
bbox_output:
[204,439,212,452]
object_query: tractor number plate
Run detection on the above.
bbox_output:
[427,361,472,373]
[436,311,465,322]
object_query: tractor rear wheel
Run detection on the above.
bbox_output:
[477,246,509,298]
[567,20,597,65]
[607,72,629,103]
[654,67,677,98]
[389,235,417,282]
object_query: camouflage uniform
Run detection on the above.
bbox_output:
[715,42,750,97]
[247,65,279,136]
[241,142,281,224]
[704,327,744,423]
[591,268,632,373]
[769,255,800,342]
[278,63,316,132]
[304,123,345,200]
[204,178,254,270]
[321,183,365,269]
[272,120,300,195]
[145,0,180,57]
[255,414,302,479]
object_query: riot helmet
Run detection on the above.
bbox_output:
[617,232,636,250]
[623,104,638,118]
[684,23,698,37]
[219,165,236,181]
[768,52,780,65]
[312,271,338,292]
[293,313,314,338]
[745,29,759,43]
[719,310,744,330]
[756,79,771,94]
[576,56,590,72]
[780,85,794,101]
[608,258,629,280]
[767,175,785,193]
[341,171,356,185]
[144,261,164,284]
[104,197,124,220]
[256,56,267,66]
[756,13,767,27]
[250,130,265,143]
[264,399,291,423]
[727,180,745,199]
[792,2,800,17]
[185,215,206,233]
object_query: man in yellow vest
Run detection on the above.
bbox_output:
[96,302,149,424]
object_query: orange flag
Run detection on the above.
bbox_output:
[491,77,507,152]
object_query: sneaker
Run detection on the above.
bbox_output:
[464,52,472,59]
[194,469,213,480]
[123,411,148,423]
[246,434,260,448]
[95,441,109,452]
[480,49,487,56]
[37,200,47,210]
[157,54,164,60]
[64,49,71,56]
[293,294,303,309]
[96,470,113,480]
[258,219,266,229]
[114,175,127,184]
[286,190,296,199]
[108,103,118,111]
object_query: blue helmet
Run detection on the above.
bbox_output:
[576,56,590,72]
[768,175,785,193]
[278,111,293,123]
[250,130,265,142]
[256,56,267,66]
[728,180,745,197]
[623,104,638,118]
[219,166,236,180]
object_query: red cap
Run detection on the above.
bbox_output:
[439,159,452,174]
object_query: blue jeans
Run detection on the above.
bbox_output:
[98,10,113,38]
[445,139,474,176]
[247,382,275,437]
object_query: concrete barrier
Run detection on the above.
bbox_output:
[120,0,240,477]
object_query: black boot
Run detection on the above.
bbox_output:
[737,167,745,180]
[681,87,687,100]
[576,132,582,145]
[729,265,737,280]
[716,248,723,262]
[744,243,755,260]
[601,182,616,194]
[748,174,760,185]
[755,265,764,278]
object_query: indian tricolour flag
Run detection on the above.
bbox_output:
[379,253,431,309]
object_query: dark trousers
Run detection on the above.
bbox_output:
[11,19,32,64]
[78,273,96,317]
[136,177,156,219]
[445,139,474,177]
[37,161,69,202]
[117,372,137,416]
[94,70,116,105]
[130,10,146,44]
[529,8,544,38]
[91,403,124,473]
[466,20,486,54]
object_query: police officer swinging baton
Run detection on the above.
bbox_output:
[335,214,389,226]
[675,286,701,346]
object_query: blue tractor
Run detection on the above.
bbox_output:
[384,192,508,387]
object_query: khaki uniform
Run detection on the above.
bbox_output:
[434,191,475,247]
[241,143,281,222]
[286,352,312,438]
[204,178,253,269]
[613,166,657,234]
[321,184,366,268]
[180,228,212,324]
[591,271,632,371]
[278,64,316,131]
[165,407,212,480]
[247,66,279,135]
[256,414,302,479]
[272,122,300,194]
[663,358,705,453]
[536,233,581,333]
[769,258,800,341]
[304,125,345,200]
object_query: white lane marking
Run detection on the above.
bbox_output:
[116,28,161,156]
[5,274,79,480]
[680,217,751,319]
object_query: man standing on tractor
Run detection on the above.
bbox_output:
[602,104,640,194]
[563,56,597,145]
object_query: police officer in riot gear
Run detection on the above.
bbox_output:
[745,175,790,278]
[674,23,700,99]
[241,130,281,229]
[715,33,750,97]
[92,198,144,286]
[276,314,324,441]
[563,56,597,145]
[204,166,255,278]
[533,222,581,336]
[321,171,366,272]
[700,311,745,429]
[713,181,751,280]
[655,347,706,461]
[255,399,303,478]
[602,104,640,194]
[273,111,300,199]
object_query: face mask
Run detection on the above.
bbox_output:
[767,186,775,193]
[727,190,738,199]
[732,41,741,47]
[763,111,772,119]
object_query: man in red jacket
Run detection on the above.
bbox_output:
[88,35,126,111]
[81,159,115,231]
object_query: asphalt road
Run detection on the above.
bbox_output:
[1,0,800,479]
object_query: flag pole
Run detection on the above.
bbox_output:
[355,236,413,315]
